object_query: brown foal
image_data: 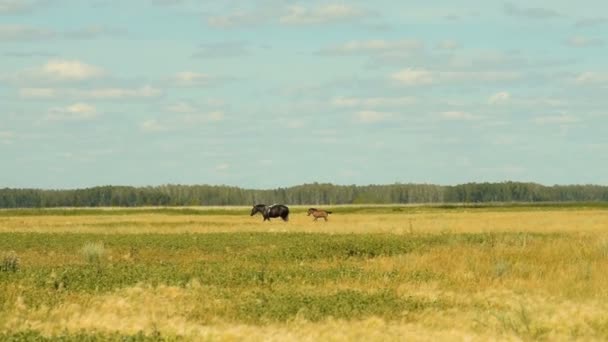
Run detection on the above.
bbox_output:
[307,208,332,221]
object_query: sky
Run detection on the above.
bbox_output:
[1,0,607,189]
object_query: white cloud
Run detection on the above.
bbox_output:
[0,131,14,138]
[280,4,367,25]
[3,51,55,58]
[392,68,521,85]
[205,98,225,107]
[144,105,225,132]
[5,60,104,85]
[193,41,250,58]
[166,102,196,113]
[172,71,213,87]
[313,129,337,136]
[332,96,415,108]
[391,68,434,85]
[85,85,161,99]
[575,17,608,28]
[0,0,32,14]
[19,87,56,98]
[207,10,270,29]
[41,60,104,81]
[48,103,98,121]
[206,4,370,29]
[140,119,167,132]
[0,130,14,139]
[490,134,519,146]
[284,119,305,128]
[575,72,608,85]
[166,102,225,123]
[566,36,604,47]
[20,85,162,99]
[443,71,522,82]
[149,0,186,5]
[440,111,477,121]
[534,115,580,125]
[207,111,224,122]
[182,111,225,124]
[174,71,207,82]
[321,39,423,55]
[520,97,566,107]
[436,40,460,50]
[355,110,392,123]
[0,24,54,41]
[488,91,511,105]
[503,3,560,19]
[215,163,229,171]
[585,143,608,152]
[0,24,123,42]
[0,130,15,144]
[63,26,126,40]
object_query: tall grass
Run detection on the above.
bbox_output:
[81,242,105,264]
[1,207,608,340]
[1,251,19,272]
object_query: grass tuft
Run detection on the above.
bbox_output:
[1,251,20,272]
[81,241,106,264]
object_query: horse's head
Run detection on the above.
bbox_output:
[251,204,265,216]
[307,208,316,216]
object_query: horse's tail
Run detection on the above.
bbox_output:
[326,211,332,214]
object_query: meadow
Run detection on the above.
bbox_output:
[1,204,608,341]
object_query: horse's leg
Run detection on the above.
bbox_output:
[324,216,328,222]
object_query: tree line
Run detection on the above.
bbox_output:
[1,182,607,208]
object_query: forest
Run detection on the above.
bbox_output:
[1,182,608,208]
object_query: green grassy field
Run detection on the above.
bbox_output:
[1,205,608,340]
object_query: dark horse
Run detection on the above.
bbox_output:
[251,204,290,221]
[307,208,332,221]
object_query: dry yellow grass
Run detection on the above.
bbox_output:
[2,206,608,340]
[5,282,608,341]
[1,207,607,234]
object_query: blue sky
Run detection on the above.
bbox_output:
[1,0,607,189]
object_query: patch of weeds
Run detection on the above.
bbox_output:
[238,289,444,323]
[0,330,168,341]
[81,242,105,264]
[493,304,550,340]
[597,239,608,258]
[575,262,593,281]
[1,251,20,272]
[46,270,69,291]
[407,270,443,283]
[493,260,511,278]
[587,318,608,339]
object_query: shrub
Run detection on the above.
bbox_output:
[81,242,105,264]
[1,251,20,272]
